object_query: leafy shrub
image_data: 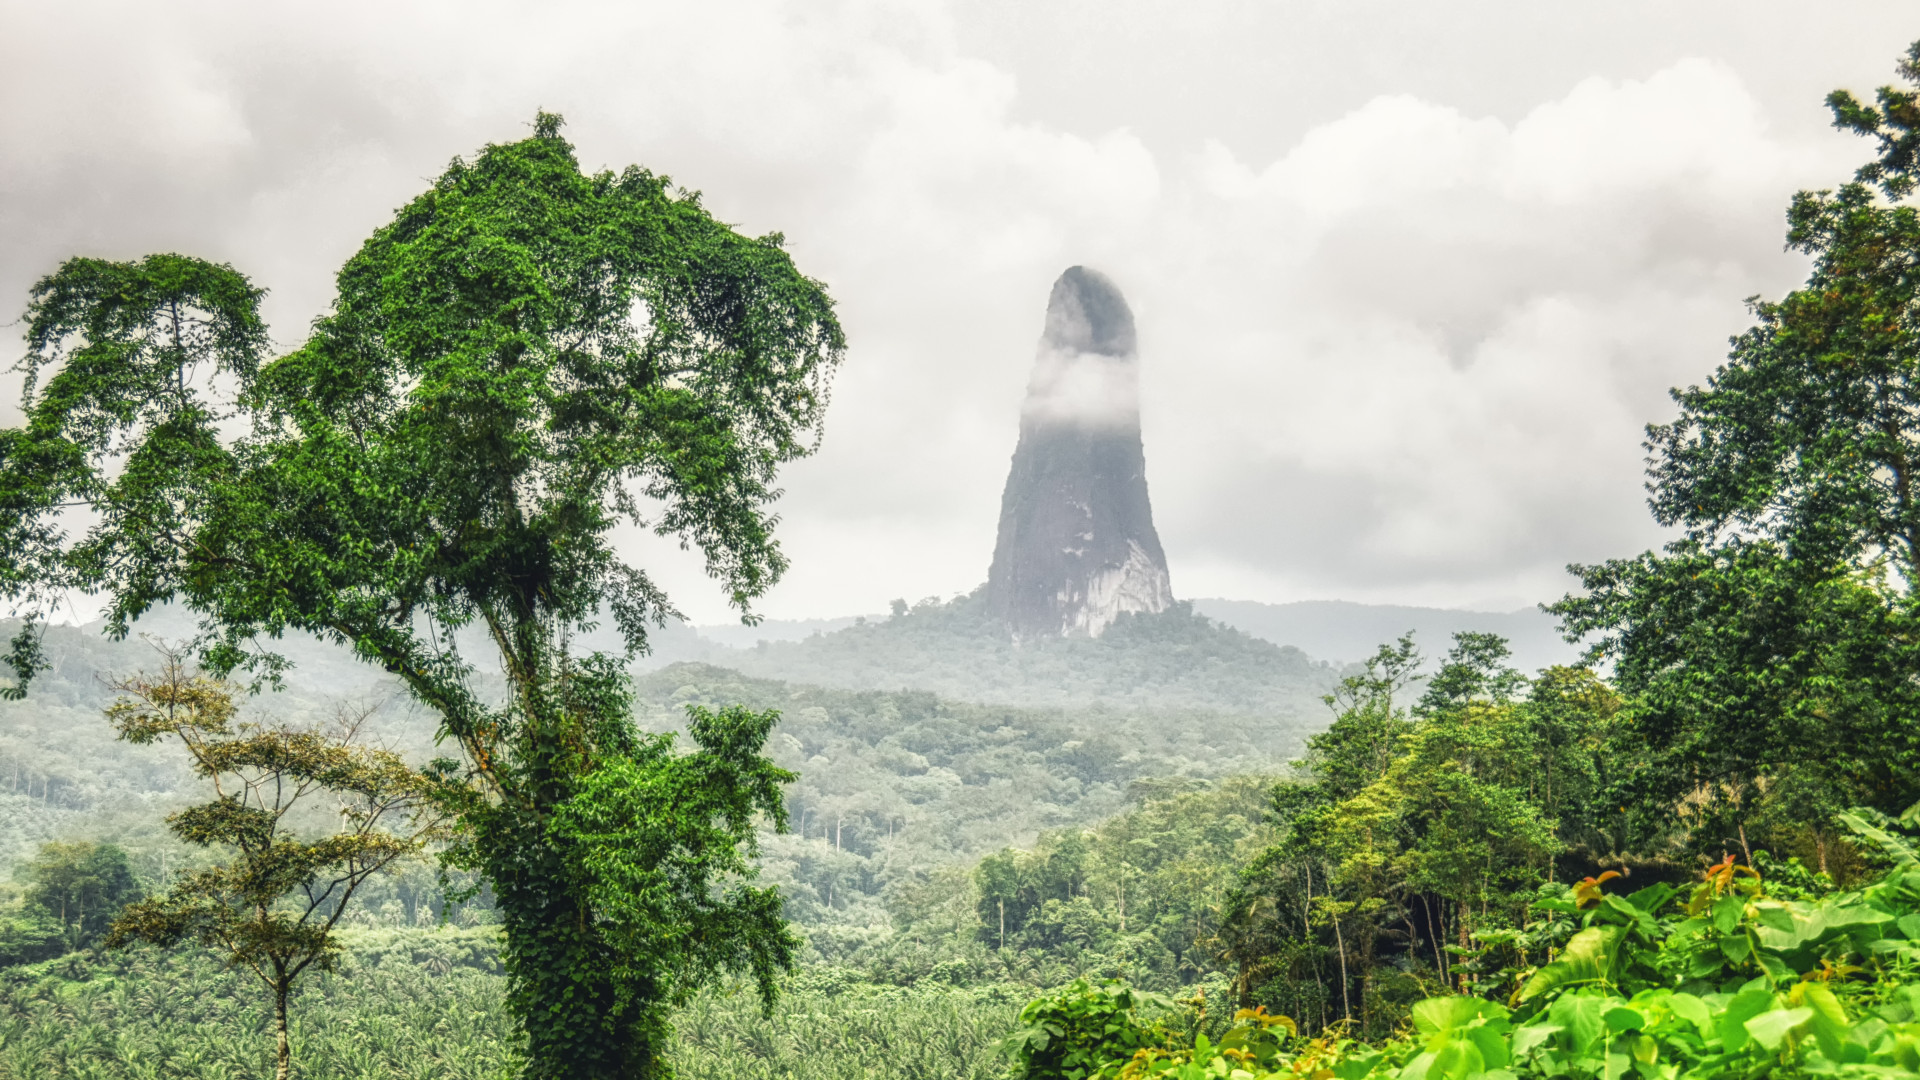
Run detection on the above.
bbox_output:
[1003,978,1175,1079]
[1012,813,1920,1079]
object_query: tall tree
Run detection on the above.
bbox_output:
[0,113,844,1079]
[20,840,141,953]
[1554,42,1920,836]
[104,658,445,1080]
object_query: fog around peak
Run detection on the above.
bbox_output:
[0,0,1910,622]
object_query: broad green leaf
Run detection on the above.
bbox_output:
[1755,904,1795,934]
[1411,996,1506,1036]
[1510,1023,1561,1057]
[1629,1033,1658,1064]
[1712,895,1745,935]
[1845,1016,1891,1056]
[1800,983,1850,1061]
[1518,927,1622,1002]
[1549,994,1612,1056]
[1332,1051,1385,1079]
[1745,1007,1814,1051]
[1602,1006,1645,1033]
[1667,993,1712,1035]
[1429,1038,1480,1080]
[1625,882,1679,917]
[1686,951,1724,980]
[1754,903,1893,953]
[1717,988,1775,1052]
[1467,1024,1511,1070]
[1840,812,1920,868]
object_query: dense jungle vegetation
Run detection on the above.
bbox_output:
[7,34,1920,1080]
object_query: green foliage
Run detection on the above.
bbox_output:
[1,113,843,1079]
[1113,1007,1319,1080]
[0,911,61,970]
[1219,633,1618,1036]
[632,664,1285,959]
[1003,978,1174,1080]
[0,930,1021,1080]
[537,703,798,1035]
[0,840,139,967]
[0,626,1292,979]
[16,841,139,954]
[15,37,1920,1080]
[0,255,269,700]
[0,941,518,1080]
[1016,818,1920,1079]
[967,779,1274,989]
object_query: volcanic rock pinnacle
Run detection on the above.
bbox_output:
[985,266,1174,638]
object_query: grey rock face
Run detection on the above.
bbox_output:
[986,266,1173,638]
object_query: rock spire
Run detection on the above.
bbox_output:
[986,266,1173,638]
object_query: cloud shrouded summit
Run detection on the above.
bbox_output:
[0,0,1911,622]
[987,267,1172,637]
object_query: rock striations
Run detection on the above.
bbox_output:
[986,267,1173,638]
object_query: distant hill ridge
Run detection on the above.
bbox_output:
[686,592,1342,749]
[1188,598,1577,672]
[686,596,1577,676]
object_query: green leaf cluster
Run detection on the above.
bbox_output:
[1003,978,1176,1080]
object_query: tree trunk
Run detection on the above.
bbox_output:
[1457,902,1472,992]
[1423,895,1446,980]
[275,977,292,1080]
[1332,909,1351,1024]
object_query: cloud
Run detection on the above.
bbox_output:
[0,1,1879,621]
[1134,59,1850,609]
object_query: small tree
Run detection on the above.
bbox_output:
[103,654,448,1080]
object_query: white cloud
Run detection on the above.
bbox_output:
[1139,59,1846,610]
[0,0,1883,622]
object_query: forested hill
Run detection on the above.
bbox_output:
[692,592,1344,744]
[0,619,1308,883]
[635,661,1291,850]
[628,664,1287,935]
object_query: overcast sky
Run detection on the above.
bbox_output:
[2,1,1914,624]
